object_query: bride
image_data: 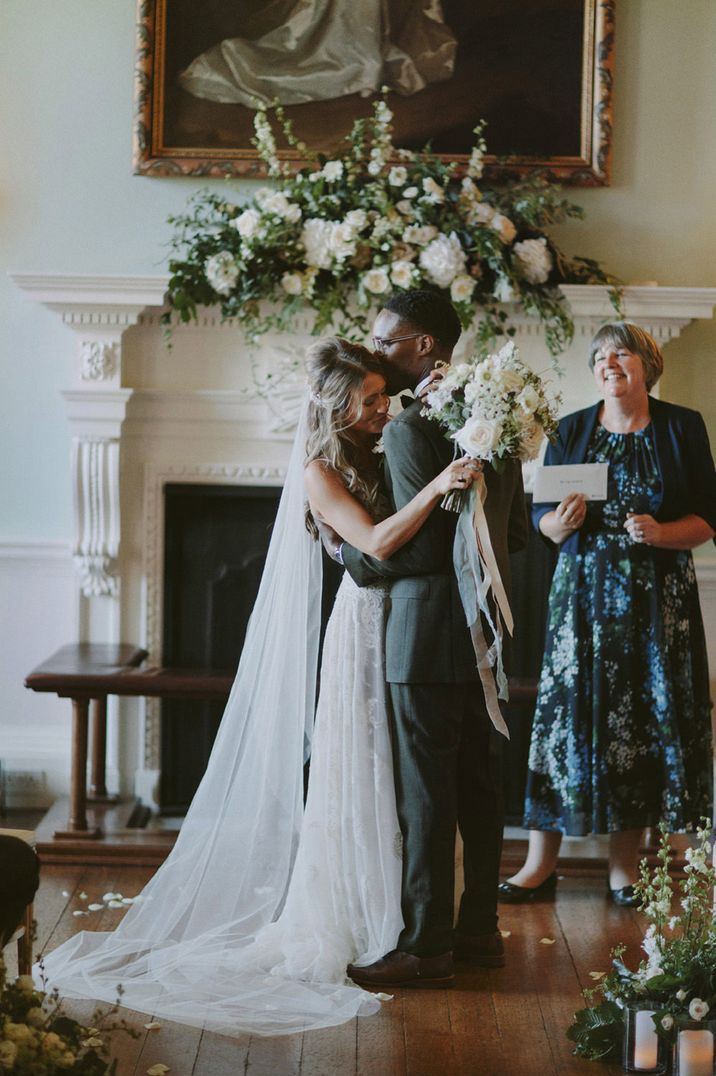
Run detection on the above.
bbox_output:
[39,338,476,1036]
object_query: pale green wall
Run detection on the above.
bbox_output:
[1,0,714,541]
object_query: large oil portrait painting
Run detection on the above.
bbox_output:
[134,0,615,185]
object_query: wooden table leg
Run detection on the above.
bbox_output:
[89,696,108,798]
[54,697,101,840]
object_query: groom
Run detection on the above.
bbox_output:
[325,289,528,987]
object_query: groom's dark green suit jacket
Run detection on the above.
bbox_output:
[342,399,529,682]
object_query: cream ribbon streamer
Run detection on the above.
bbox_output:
[453,475,513,739]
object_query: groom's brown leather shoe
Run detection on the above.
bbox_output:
[347,949,454,989]
[453,930,505,966]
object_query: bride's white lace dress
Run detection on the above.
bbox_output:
[40,574,403,1036]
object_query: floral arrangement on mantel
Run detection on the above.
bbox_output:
[567,821,716,1062]
[164,96,618,357]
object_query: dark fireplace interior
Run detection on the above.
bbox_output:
[161,483,555,821]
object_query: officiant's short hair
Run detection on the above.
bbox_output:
[588,322,664,390]
[384,289,462,351]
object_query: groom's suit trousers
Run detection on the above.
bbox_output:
[389,681,504,957]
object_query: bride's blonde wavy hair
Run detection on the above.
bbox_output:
[304,337,387,538]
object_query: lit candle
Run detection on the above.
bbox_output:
[633,1009,659,1070]
[679,1028,714,1076]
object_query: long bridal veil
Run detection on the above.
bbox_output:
[39,402,388,1035]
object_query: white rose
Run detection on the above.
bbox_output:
[396,200,415,217]
[363,267,391,294]
[660,1015,674,1031]
[260,191,291,218]
[493,367,525,394]
[367,159,382,176]
[322,160,343,181]
[328,221,356,261]
[0,1042,18,1069]
[450,274,475,302]
[689,998,710,1021]
[284,202,302,223]
[516,384,541,414]
[345,209,368,233]
[234,208,261,239]
[281,272,303,295]
[513,237,554,284]
[390,260,415,288]
[494,275,516,303]
[676,989,688,1001]
[205,251,239,296]
[645,965,664,981]
[419,232,467,288]
[405,224,438,244]
[454,416,503,459]
[467,201,495,226]
[388,166,408,186]
[403,186,418,198]
[491,213,517,243]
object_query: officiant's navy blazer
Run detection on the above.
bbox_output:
[532,396,716,554]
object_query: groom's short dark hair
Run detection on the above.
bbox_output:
[384,289,462,350]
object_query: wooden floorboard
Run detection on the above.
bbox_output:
[22,864,650,1075]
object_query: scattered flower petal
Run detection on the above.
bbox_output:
[81,1037,103,1048]
[589,972,607,980]
[499,930,511,939]
[144,1021,162,1030]
[121,897,135,905]
[79,891,88,900]
[61,890,70,898]
[108,900,124,908]
[539,937,556,945]
[102,892,121,902]
[72,910,89,917]
[87,904,104,912]
[147,1065,170,1075]
[375,993,393,1002]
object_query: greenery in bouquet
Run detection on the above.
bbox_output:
[165,95,617,356]
[0,957,134,1074]
[567,821,716,1062]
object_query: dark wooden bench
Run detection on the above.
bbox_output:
[25,644,233,842]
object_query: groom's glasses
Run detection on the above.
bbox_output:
[372,332,422,353]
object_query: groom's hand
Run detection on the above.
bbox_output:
[315,518,344,562]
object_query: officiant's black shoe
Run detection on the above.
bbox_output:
[347,949,454,989]
[497,872,558,904]
[453,930,505,966]
[608,884,640,908]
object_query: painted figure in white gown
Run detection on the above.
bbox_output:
[38,338,477,1037]
[179,0,457,106]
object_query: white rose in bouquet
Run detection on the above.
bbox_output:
[388,165,408,186]
[517,419,545,461]
[513,237,553,284]
[492,367,524,394]
[455,416,503,459]
[422,177,445,204]
[390,260,415,288]
[322,160,344,181]
[516,383,541,414]
[419,233,467,288]
[329,222,357,261]
[302,218,334,269]
[205,251,239,295]
[450,274,475,302]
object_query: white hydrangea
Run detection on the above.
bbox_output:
[328,221,357,261]
[390,260,416,288]
[301,219,334,269]
[419,232,467,288]
[450,274,475,302]
[363,267,391,294]
[205,251,239,295]
[233,208,261,239]
[513,237,553,284]
[388,166,408,186]
[257,191,301,222]
[344,209,368,233]
[491,213,517,243]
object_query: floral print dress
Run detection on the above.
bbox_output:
[524,422,713,835]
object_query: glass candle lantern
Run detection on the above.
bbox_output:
[674,1021,716,1076]
[623,1005,669,1074]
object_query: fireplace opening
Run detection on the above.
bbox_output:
[160,482,342,811]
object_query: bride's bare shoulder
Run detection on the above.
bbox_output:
[304,458,345,495]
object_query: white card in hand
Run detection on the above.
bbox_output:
[532,462,608,503]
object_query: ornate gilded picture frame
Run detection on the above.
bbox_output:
[133,0,614,186]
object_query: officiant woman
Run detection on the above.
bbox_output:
[499,322,716,907]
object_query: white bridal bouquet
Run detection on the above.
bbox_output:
[421,342,561,738]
